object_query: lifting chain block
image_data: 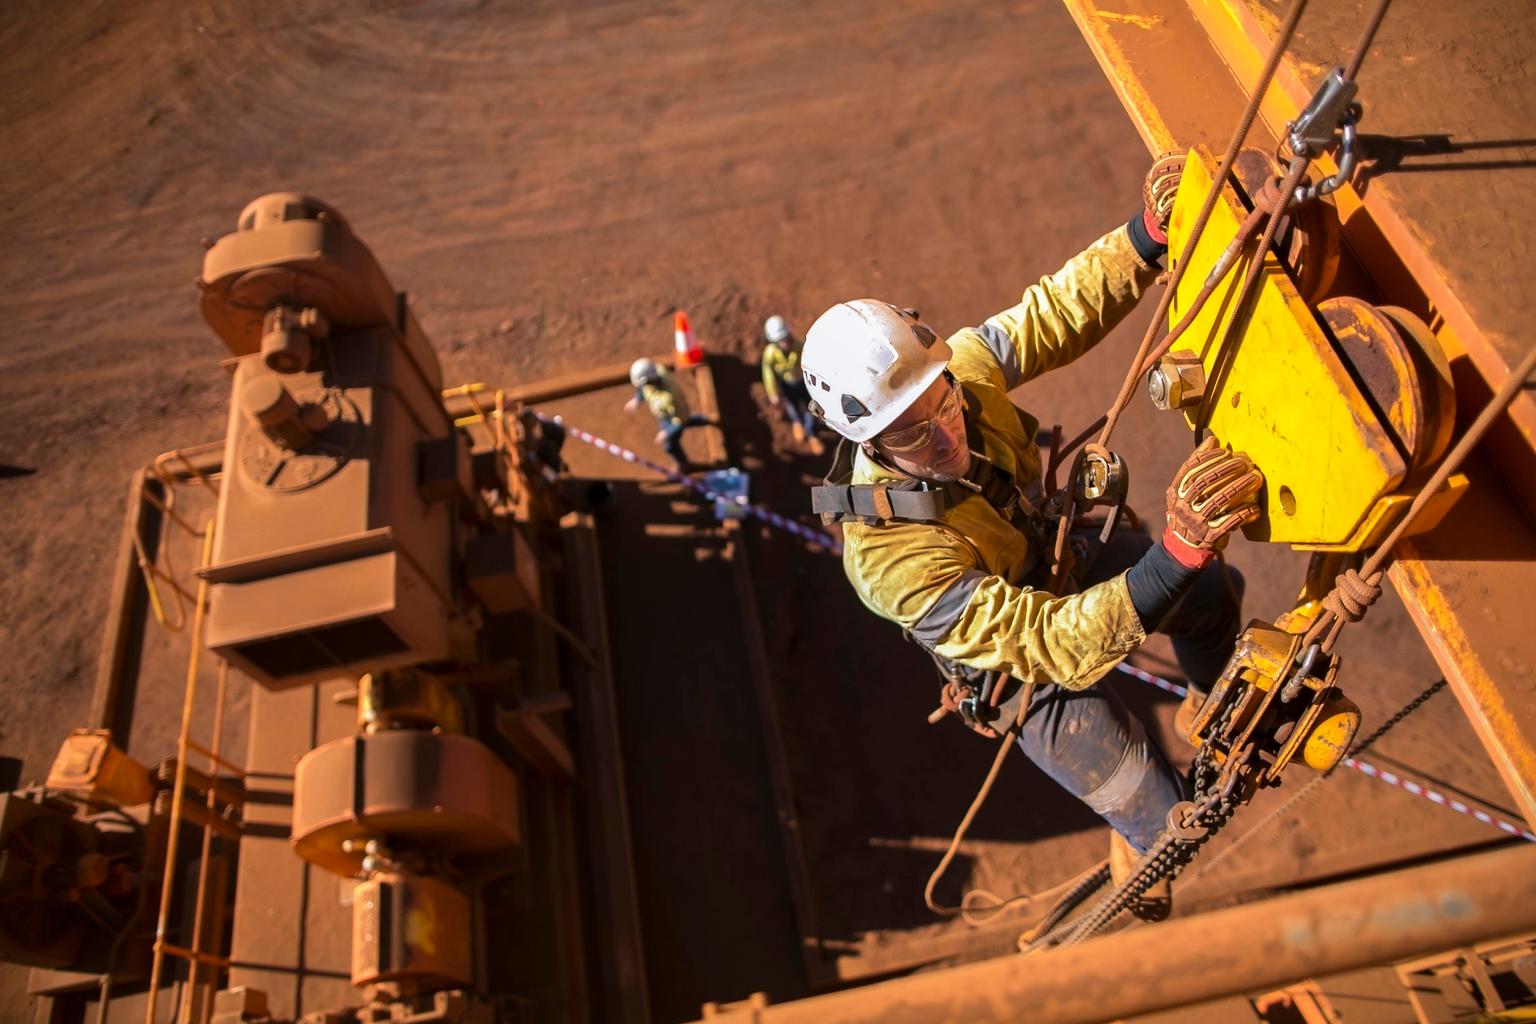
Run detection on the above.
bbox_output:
[1186,620,1361,784]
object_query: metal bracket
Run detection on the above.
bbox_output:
[957,672,1001,729]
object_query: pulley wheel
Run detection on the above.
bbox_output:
[1378,305,1456,476]
[1319,298,1455,477]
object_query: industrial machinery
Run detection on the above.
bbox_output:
[2,194,646,1024]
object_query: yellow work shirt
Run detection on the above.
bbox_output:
[841,225,1158,690]
[639,368,690,427]
[761,343,802,402]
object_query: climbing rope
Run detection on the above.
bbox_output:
[1046,0,1314,592]
[1093,0,1314,452]
[922,681,1037,919]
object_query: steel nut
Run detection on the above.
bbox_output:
[1146,352,1207,411]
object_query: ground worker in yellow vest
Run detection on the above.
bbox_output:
[802,157,1262,916]
[760,315,825,456]
[624,358,715,472]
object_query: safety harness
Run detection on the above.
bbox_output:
[810,385,1059,735]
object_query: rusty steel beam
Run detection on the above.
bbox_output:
[89,468,164,742]
[1063,0,1536,482]
[1176,0,1536,483]
[692,842,1536,1024]
[1060,0,1536,829]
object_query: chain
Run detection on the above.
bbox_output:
[1044,676,1449,944]
[1343,678,1446,759]
[1018,861,1113,947]
[1054,787,1240,947]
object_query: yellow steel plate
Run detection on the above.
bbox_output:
[1167,149,1405,547]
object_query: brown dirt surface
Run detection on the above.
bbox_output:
[0,1,1523,1021]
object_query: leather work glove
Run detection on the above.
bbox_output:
[1142,151,1186,246]
[1162,436,1263,569]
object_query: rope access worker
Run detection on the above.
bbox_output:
[761,315,825,456]
[802,156,1263,917]
[624,357,716,472]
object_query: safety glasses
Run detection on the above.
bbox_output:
[876,374,963,454]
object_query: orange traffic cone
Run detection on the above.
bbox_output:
[674,310,703,367]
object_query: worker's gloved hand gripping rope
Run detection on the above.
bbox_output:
[1142,152,1186,244]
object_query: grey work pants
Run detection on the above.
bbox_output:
[1003,527,1244,851]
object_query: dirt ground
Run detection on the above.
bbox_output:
[0,1,1524,1021]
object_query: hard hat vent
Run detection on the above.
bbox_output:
[841,394,871,421]
[911,323,938,349]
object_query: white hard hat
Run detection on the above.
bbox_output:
[629,357,660,389]
[801,300,951,443]
[764,315,791,345]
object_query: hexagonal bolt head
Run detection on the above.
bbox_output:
[1146,352,1208,411]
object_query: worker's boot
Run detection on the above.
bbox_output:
[1108,830,1171,922]
[1174,686,1208,747]
[807,434,825,456]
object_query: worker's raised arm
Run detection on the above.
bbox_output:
[951,223,1160,392]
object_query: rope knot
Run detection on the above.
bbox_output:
[939,680,972,715]
[1326,568,1384,622]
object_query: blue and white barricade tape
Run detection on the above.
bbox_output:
[541,413,842,554]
